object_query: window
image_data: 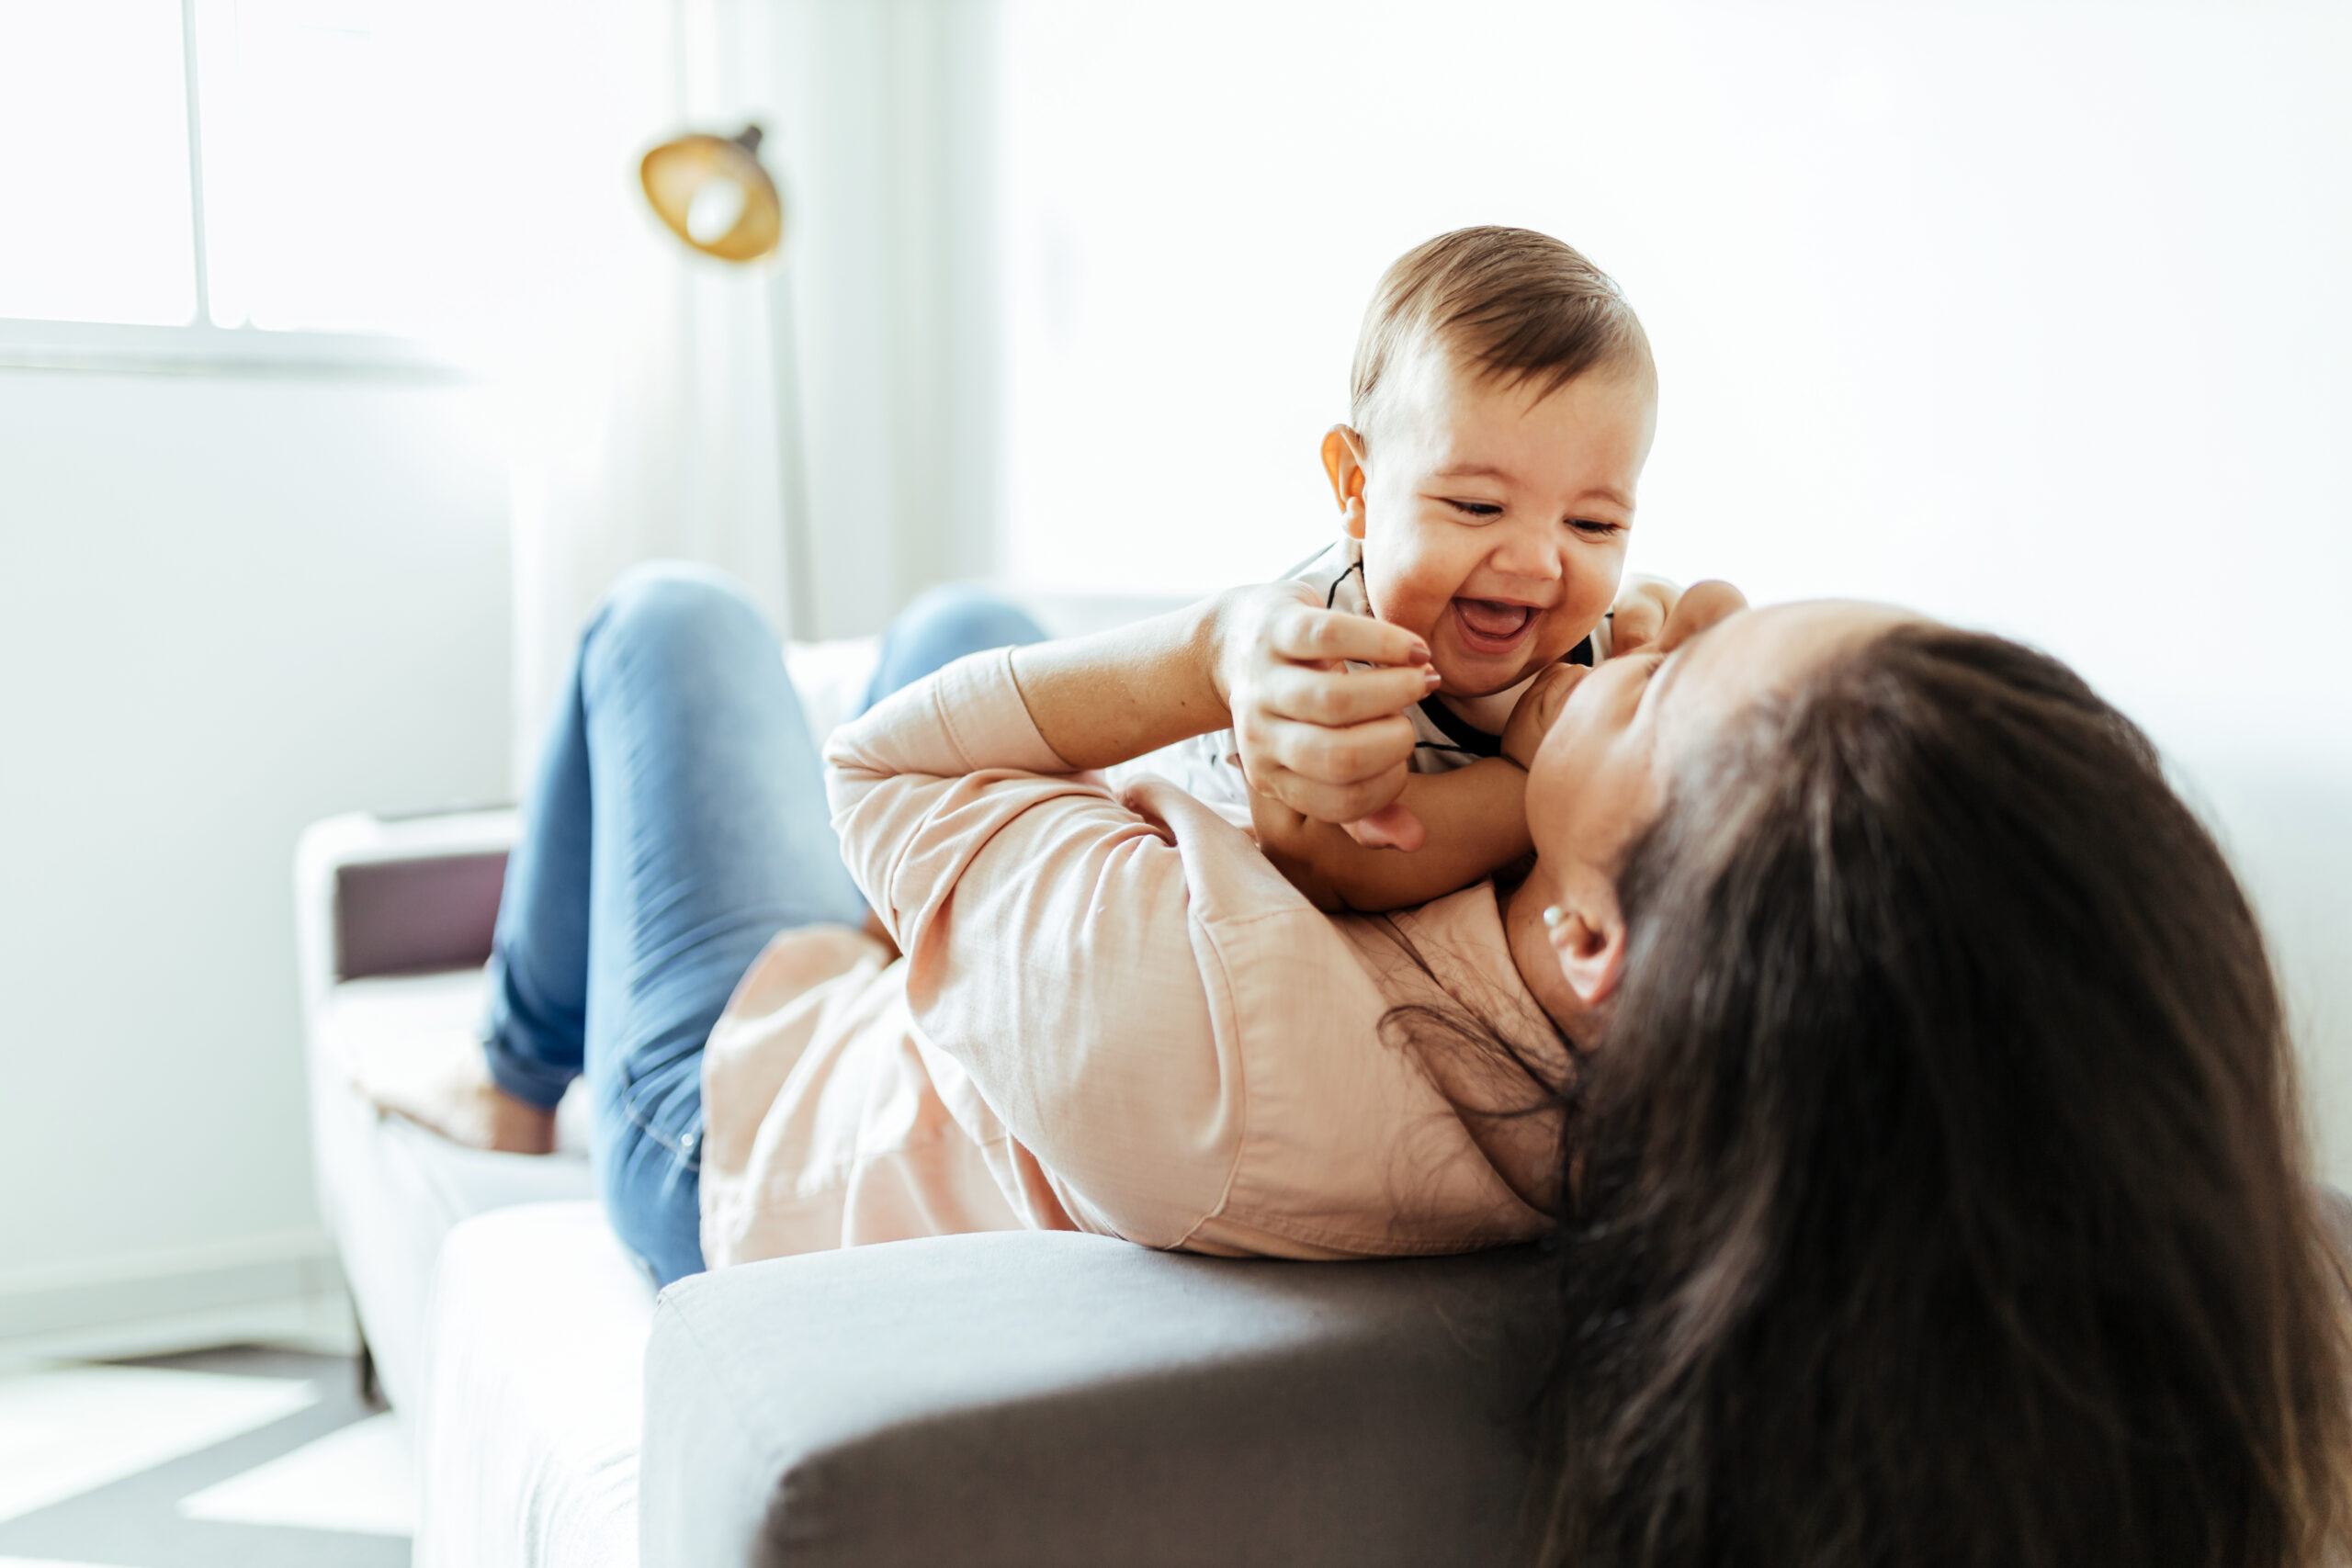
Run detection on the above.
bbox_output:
[0,0,452,368]
[0,2,199,327]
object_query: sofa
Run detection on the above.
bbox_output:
[293,639,1563,1568]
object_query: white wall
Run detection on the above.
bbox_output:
[0,367,508,1324]
[996,1,2352,1173]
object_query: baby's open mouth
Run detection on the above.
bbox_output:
[1453,598,1536,650]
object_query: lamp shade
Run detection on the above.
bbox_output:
[639,124,784,263]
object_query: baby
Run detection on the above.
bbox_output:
[1138,226,1677,910]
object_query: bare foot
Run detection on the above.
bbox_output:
[345,1024,557,1155]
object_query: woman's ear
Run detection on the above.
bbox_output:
[1544,897,1628,1010]
[1320,425,1368,540]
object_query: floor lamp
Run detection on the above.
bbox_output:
[639,125,820,641]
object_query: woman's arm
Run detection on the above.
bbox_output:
[820,604,1547,1256]
[1241,660,1585,912]
[1006,584,1438,814]
[821,641,1411,1250]
[992,596,1231,770]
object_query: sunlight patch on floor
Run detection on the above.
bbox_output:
[178,1411,413,1537]
[0,1366,317,1523]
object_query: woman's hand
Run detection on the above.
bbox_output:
[1208,582,1442,834]
[1005,583,1430,778]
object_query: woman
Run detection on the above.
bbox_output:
[1506,606,2352,1565]
[379,565,2350,1564]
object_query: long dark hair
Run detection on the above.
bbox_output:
[1526,625,2352,1567]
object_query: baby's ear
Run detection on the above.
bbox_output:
[1320,425,1368,538]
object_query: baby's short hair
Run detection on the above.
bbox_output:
[1350,226,1651,443]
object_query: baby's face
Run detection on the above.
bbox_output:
[1349,349,1656,699]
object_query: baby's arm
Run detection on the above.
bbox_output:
[1248,760,1531,912]
[1246,663,1577,912]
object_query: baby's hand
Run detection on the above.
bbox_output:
[1500,663,1590,771]
[1210,582,1439,829]
[1607,574,1684,654]
[1500,582,1751,764]
[1609,576,1753,654]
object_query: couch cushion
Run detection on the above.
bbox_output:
[416,1202,655,1568]
[640,1231,1555,1568]
[309,967,597,1411]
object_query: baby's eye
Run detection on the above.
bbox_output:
[1445,498,1503,520]
[1569,518,1624,538]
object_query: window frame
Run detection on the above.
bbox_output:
[0,0,466,381]
[0,318,466,379]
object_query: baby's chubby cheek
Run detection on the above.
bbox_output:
[1554,564,1623,651]
[1362,577,1453,650]
[1355,532,1465,645]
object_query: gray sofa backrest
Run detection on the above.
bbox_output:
[642,1194,2352,1568]
[641,1231,1558,1568]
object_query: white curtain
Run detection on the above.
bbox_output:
[389,0,1001,779]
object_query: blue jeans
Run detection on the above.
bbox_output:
[483,570,1045,1285]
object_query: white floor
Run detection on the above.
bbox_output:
[178,1412,413,1537]
[0,1348,413,1563]
[0,1365,322,1525]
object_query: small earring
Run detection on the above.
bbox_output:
[1541,905,1568,930]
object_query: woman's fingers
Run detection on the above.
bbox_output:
[1260,758,1414,827]
[1222,596,1430,825]
[1250,710,1418,788]
[1269,603,1430,669]
[1259,660,1437,728]
[1241,703,1417,823]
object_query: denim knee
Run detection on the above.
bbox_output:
[599,1133,707,1287]
[586,563,778,685]
[864,583,1048,712]
[891,582,1048,654]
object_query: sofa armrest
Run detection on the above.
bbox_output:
[639,1231,1555,1568]
[294,809,519,1017]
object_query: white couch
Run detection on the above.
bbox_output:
[291,638,890,1562]
[296,807,641,1563]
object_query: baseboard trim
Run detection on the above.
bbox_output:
[0,1230,343,1348]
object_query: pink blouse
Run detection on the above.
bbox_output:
[698,648,1566,1269]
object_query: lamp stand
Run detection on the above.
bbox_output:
[766,261,820,641]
